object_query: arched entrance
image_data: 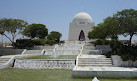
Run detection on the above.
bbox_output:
[79,30,85,41]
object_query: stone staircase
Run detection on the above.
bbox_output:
[43,45,55,49]
[77,42,113,67]
[82,49,101,55]
[0,57,11,65]
[78,55,112,67]
[23,50,42,54]
[82,44,101,55]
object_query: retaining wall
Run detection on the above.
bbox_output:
[111,55,137,67]
[95,45,111,54]
[0,54,42,69]
[14,59,76,69]
[72,70,137,78]
[0,49,24,55]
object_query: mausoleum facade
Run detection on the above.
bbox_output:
[68,12,95,41]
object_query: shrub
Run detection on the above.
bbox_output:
[104,51,116,58]
[46,40,56,46]
[92,39,103,45]
[15,39,34,48]
[33,39,46,45]
[60,40,65,44]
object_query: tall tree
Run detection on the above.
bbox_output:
[47,31,62,43]
[88,23,107,40]
[103,17,121,40]
[0,18,27,46]
[88,16,121,40]
[23,24,48,39]
[114,9,137,46]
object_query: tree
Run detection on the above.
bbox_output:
[88,23,107,40]
[103,17,121,40]
[0,18,27,46]
[88,9,137,66]
[47,31,62,43]
[114,9,137,46]
[88,16,120,40]
[23,24,48,39]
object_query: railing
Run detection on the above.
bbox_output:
[73,43,85,70]
[21,49,26,54]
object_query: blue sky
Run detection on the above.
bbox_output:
[0,0,137,42]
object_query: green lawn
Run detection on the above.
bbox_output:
[0,69,137,81]
[26,55,77,59]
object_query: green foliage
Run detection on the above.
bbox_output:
[23,24,48,39]
[114,9,137,46]
[119,45,137,62]
[15,39,49,48]
[47,31,62,43]
[0,18,27,46]
[26,55,77,59]
[45,40,56,46]
[92,40,111,45]
[92,39,103,45]
[105,51,116,58]
[88,23,107,40]
[60,40,65,44]
[33,39,46,45]
[15,39,34,48]
[0,69,137,81]
[89,9,137,64]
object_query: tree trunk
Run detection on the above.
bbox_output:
[129,34,133,46]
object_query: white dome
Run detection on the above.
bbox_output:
[73,12,92,22]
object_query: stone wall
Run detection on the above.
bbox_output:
[44,50,80,55]
[111,55,137,67]
[0,49,24,55]
[72,70,137,78]
[14,59,76,69]
[95,45,112,54]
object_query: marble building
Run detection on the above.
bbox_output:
[68,12,95,41]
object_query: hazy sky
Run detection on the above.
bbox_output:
[0,0,137,43]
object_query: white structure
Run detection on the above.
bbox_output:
[68,12,95,41]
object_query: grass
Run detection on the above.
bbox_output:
[0,69,137,81]
[26,55,77,59]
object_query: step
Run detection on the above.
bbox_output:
[83,47,95,50]
[78,61,112,63]
[79,60,112,62]
[78,64,112,66]
[24,50,42,54]
[78,58,111,60]
[82,50,101,53]
[78,63,112,65]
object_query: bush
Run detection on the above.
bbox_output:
[15,39,34,48]
[92,39,103,45]
[104,51,116,58]
[92,39,111,45]
[60,40,65,44]
[46,40,56,46]
[33,39,46,45]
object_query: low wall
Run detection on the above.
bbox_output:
[0,54,42,69]
[111,55,137,67]
[14,59,76,69]
[58,50,80,55]
[95,45,111,54]
[72,70,137,78]
[44,50,80,55]
[0,49,24,55]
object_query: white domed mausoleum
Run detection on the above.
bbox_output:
[68,12,95,41]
